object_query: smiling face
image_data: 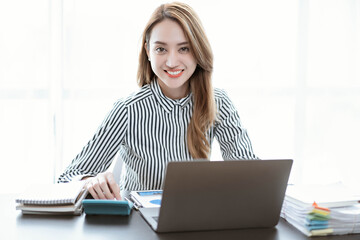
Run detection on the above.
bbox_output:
[145,19,197,99]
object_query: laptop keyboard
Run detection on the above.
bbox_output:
[152,216,159,222]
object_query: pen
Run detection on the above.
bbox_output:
[124,196,141,210]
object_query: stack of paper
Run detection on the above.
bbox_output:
[281,183,360,237]
[15,181,88,215]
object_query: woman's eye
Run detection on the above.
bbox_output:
[155,47,166,53]
[179,47,190,53]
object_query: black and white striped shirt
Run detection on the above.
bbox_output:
[58,79,257,190]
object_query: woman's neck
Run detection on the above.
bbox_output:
[157,78,190,100]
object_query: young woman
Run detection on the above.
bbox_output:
[58,2,257,200]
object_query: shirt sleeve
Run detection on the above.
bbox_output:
[214,89,258,160]
[57,99,128,183]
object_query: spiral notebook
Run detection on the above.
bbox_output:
[15,181,88,215]
[16,181,87,205]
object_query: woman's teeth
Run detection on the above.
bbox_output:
[167,70,182,75]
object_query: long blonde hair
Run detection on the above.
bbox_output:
[137,2,216,159]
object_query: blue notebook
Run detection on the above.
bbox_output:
[82,199,133,215]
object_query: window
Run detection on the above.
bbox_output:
[1,0,359,194]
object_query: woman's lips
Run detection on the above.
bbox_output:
[165,69,184,78]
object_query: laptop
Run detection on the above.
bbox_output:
[139,159,293,233]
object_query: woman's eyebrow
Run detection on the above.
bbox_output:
[153,41,189,46]
[177,41,189,46]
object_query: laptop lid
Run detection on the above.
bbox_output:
[155,159,293,233]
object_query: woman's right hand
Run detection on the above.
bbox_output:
[83,172,122,200]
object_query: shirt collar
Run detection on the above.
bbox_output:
[150,79,192,113]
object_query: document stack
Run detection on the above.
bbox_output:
[15,181,88,215]
[281,183,360,237]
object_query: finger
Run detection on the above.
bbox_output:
[86,182,99,199]
[106,174,122,200]
[98,174,115,199]
[92,179,106,199]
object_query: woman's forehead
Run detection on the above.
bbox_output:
[149,19,188,45]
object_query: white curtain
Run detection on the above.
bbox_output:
[1,0,359,193]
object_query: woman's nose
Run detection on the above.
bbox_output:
[166,51,180,68]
